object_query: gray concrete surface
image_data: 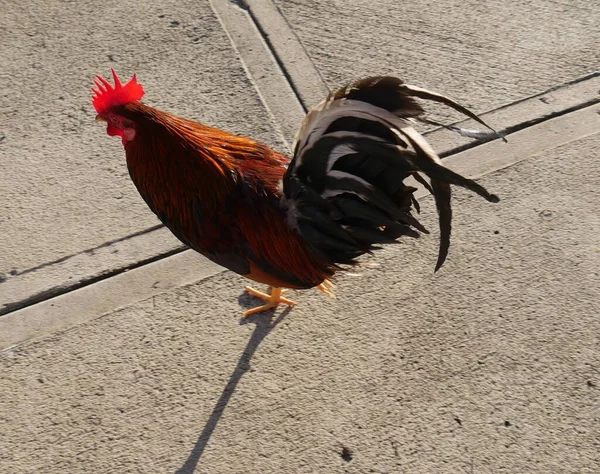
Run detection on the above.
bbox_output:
[275,0,600,111]
[1,0,599,472]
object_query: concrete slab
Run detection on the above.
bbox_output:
[0,0,286,306]
[209,0,306,149]
[243,0,331,109]
[273,0,600,116]
[1,108,598,472]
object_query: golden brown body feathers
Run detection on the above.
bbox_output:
[118,102,335,289]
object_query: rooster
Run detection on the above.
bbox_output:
[92,70,500,316]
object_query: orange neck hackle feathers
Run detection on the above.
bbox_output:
[92,69,145,115]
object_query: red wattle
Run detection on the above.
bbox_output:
[107,124,124,138]
[106,124,128,146]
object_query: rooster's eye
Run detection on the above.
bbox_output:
[109,116,119,126]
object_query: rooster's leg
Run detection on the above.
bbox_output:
[243,287,296,317]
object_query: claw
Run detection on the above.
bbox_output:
[243,287,296,317]
[317,281,336,298]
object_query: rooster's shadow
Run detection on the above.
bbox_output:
[175,305,290,473]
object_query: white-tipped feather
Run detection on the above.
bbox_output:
[294,99,412,167]
[320,189,355,200]
[327,144,357,172]
[321,170,375,201]
[393,126,442,164]
[326,170,374,189]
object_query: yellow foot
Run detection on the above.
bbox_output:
[243,287,296,317]
[317,279,336,298]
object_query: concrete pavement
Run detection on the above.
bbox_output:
[1,0,599,472]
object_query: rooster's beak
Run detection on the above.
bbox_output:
[95,115,106,122]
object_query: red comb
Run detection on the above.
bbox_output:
[91,69,145,114]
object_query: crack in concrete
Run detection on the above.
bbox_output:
[245,7,308,112]
[0,247,187,317]
[438,96,600,158]
[7,224,166,279]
